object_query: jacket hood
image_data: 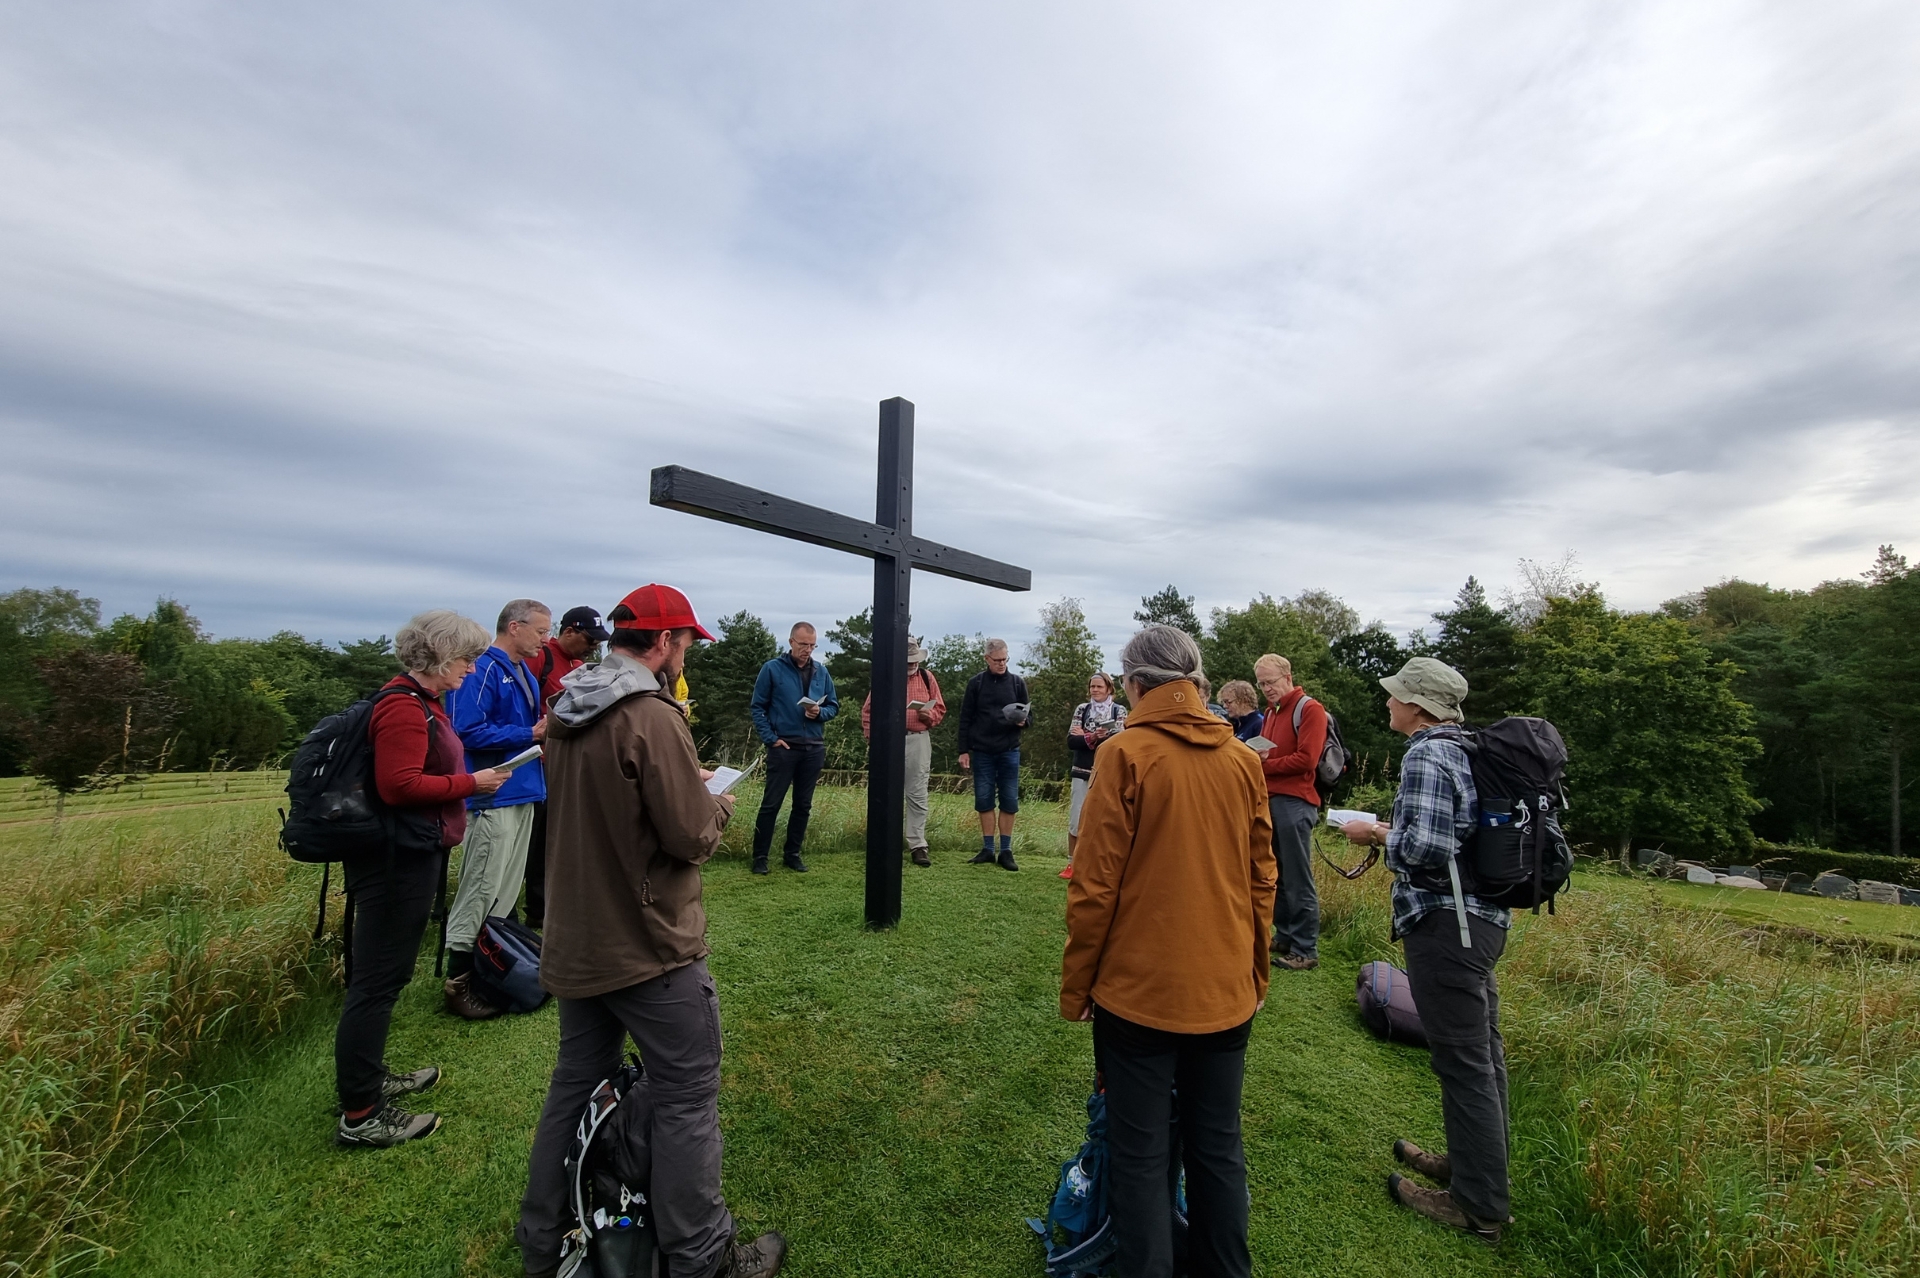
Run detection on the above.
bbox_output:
[1124,680,1235,746]
[550,652,662,728]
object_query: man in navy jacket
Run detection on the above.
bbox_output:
[748,622,838,875]
[444,598,550,1019]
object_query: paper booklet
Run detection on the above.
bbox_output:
[797,696,823,710]
[1324,808,1377,827]
[495,745,543,773]
[1246,736,1276,752]
[907,700,935,712]
[706,758,762,796]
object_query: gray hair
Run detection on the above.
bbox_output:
[496,598,550,634]
[1120,624,1205,693]
[397,610,491,676]
[985,637,1009,656]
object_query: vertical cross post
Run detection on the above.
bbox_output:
[865,397,913,929]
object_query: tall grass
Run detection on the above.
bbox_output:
[1315,837,1920,1278]
[0,804,329,1277]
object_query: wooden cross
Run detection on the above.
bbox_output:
[651,397,1031,927]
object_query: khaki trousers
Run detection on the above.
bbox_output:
[446,801,536,952]
[904,730,932,850]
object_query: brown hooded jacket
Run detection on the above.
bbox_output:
[1060,679,1277,1033]
[539,653,731,999]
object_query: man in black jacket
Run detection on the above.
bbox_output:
[956,638,1030,870]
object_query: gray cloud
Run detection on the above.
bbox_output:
[2,0,1917,665]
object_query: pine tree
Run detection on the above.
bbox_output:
[683,611,777,762]
[1430,577,1522,722]
[1134,585,1202,638]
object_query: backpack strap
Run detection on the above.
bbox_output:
[1291,693,1318,733]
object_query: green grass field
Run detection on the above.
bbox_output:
[7,777,1918,1278]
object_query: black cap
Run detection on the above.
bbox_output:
[559,606,612,642]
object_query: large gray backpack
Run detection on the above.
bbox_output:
[1290,695,1350,795]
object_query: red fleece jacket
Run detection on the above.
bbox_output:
[1259,686,1327,806]
[368,675,475,846]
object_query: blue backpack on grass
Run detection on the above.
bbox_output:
[1028,1087,1187,1276]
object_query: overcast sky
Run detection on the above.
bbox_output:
[3,2,1917,663]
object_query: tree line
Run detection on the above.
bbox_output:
[4,546,1913,857]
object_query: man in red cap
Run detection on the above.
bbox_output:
[518,584,788,1278]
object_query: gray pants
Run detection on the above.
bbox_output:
[446,802,535,952]
[1269,795,1319,960]
[1402,910,1510,1224]
[904,730,932,850]
[518,960,733,1278]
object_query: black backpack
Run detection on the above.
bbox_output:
[1459,717,1572,912]
[559,1057,658,1278]
[280,687,444,978]
[1291,695,1351,796]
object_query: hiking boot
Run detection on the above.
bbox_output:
[1394,1138,1452,1184]
[910,847,931,867]
[334,1066,440,1114]
[443,973,500,1020]
[335,1103,440,1149]
[997,849,1020,872]
[718,1230,788,1277]
[969,848,998,864]
[783,853,809,873]
[1387,1173,1501,1245]
[751,858,770,875]
[1273,952,1319,971]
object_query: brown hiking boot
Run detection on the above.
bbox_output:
[1394,1138,1452,1184]
[443,973,500,1021]
[1387,1173,1501,1245]
[910,847,931,867]
[718,1230,787,1277]
[1273,952,1319,971]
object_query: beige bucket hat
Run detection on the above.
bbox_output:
[1380,657,1469,723]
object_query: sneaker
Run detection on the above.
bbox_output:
[751,858,769,875]
[1273,952,1319,971]
[336,1103,440,1149]
[1387,1173,1501,1245]
[782,853,809,873]
[718,1230,788,1277]
[910,847,931,867]
[1394,1138,1452,1184]
[997,849,1020,872]
[334,1066,440,1114]
[969,848,997,864]
[443,972,500,1020]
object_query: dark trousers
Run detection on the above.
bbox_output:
[519,960,733,1278]
[333,851,440,1113]
[1401,910,1511,1223]
[752,740,825,863]
[521,801,547,928]
[1094,1006,1254,1278]
[1269,795,1319,960]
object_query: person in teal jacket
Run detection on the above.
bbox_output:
[747,622,838,875]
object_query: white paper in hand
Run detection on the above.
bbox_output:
[1246,737,1276,753]
[1324,808,1376,827]
[495,745,543,773]
[706,767,746,796]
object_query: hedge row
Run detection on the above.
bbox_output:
[1737,841,1920,887]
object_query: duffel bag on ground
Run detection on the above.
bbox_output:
[471,916,549,1014]
[1356,961,1426,1047]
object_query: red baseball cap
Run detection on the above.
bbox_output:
[612,583,714,641]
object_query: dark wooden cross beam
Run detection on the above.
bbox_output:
[651,397,1031,928]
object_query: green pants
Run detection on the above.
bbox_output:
[446,802,536,952]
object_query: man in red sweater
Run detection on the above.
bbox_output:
[1255,652,1328,971]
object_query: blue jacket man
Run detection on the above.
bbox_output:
[452,646,547,809]
[748,623,838,874]
[440,599,551,1019]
